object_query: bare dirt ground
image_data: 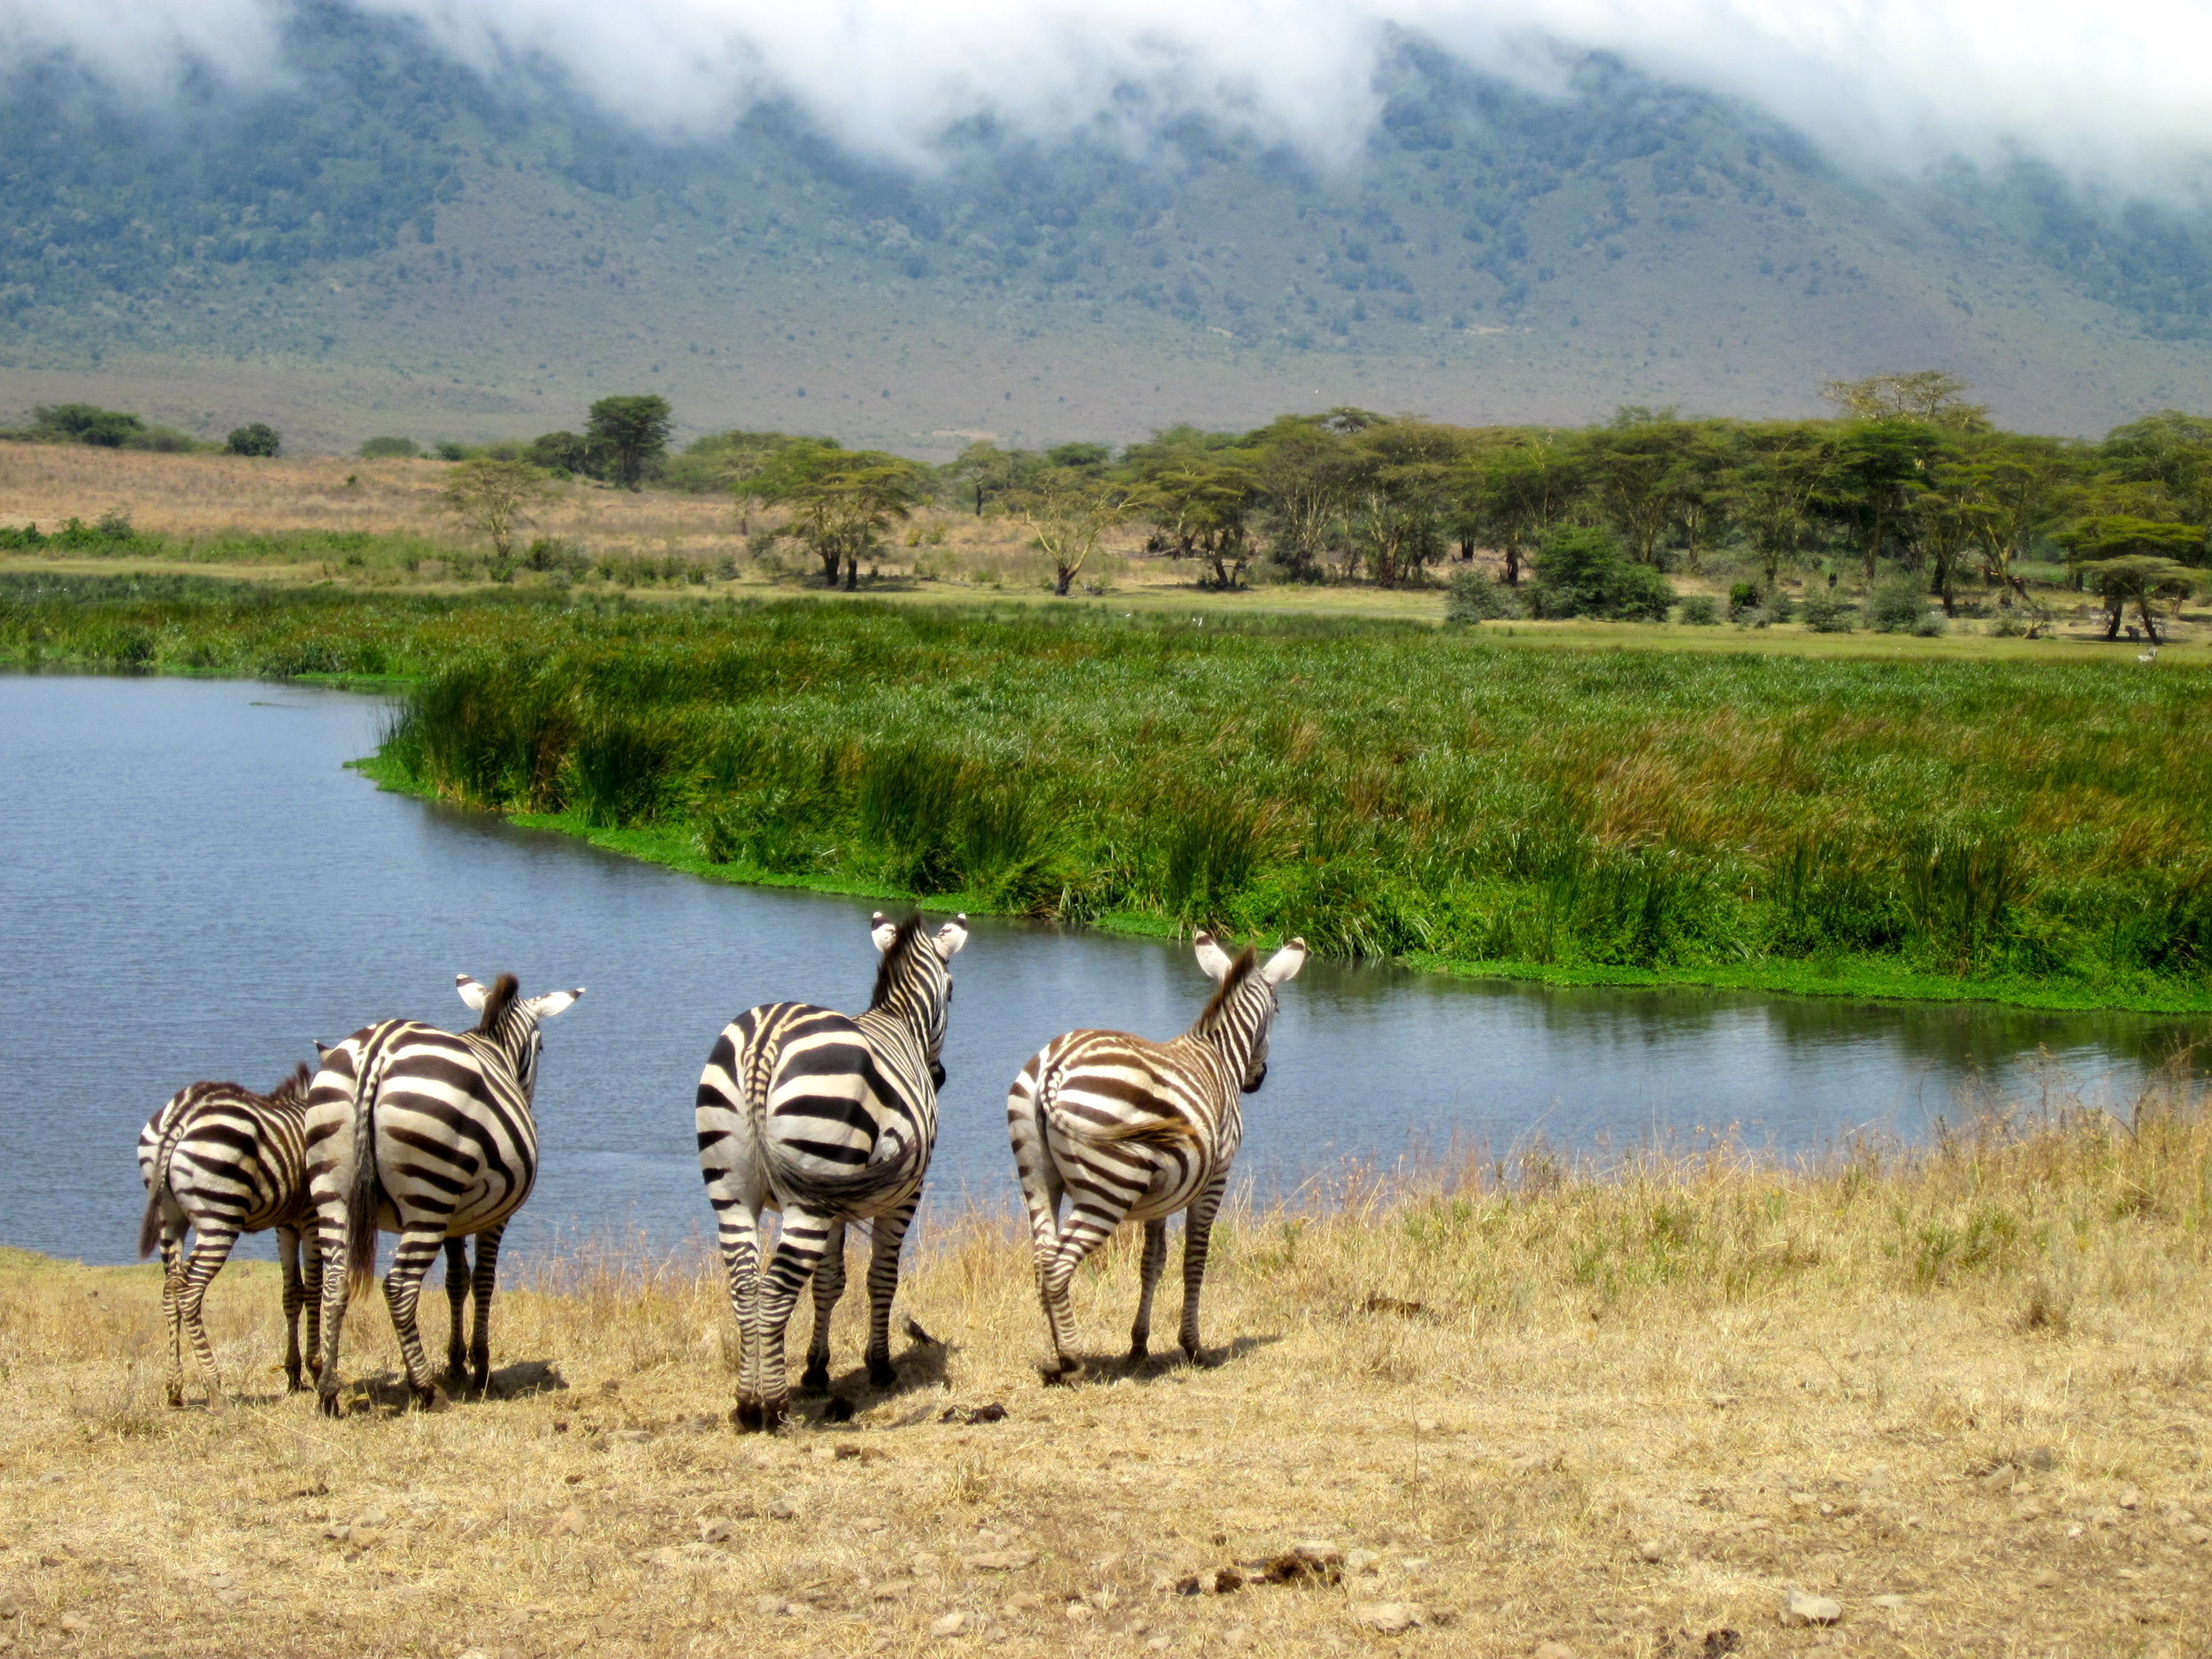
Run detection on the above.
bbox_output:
[2,1092,2208,1659]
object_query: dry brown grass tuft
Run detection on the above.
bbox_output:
[2,1088,2209,1657]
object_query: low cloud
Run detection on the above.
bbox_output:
[8,0,2210,196]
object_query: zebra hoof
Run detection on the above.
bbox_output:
[797,1363,831,1395]
[1040,1360,1082,1386]
[1182,1343,1217,1368]
[866,1357,897,1388]
[823,1396,857,1424]
[165,1385,185,1409]
[760,1397,790,1432]
[1125,1340,1149,1363]
[410,1386,445,1413]
[317,1391,342,1419]
[731,1401,764,1433]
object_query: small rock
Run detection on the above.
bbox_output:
[963,1550,1036,1571]
[2118,1488,2143,1509]
[2024,1445,2059,1471]
[1349,1601,1424,1633]
[855,1517,889,1532]
[1533,1644,1578,1659]
[1706,1393,1739,1409]
[612,1428,650,1446]
[1345,1548,1380,1575]
[930,1611,967,1637]
[56,1616,90,1636]
[754,1594,791,1617]
[1064,1603,1094,1624]
[1786,1490,1817,1508]
[1223,1625,1253,1648]
[1870,1594,1909,1610]
[1414,1418,1441,1434]
[1008,1594,1042,1611]
[551,1508,584,1537]
[696,1517,733,1544]
[457,1649,490,1659]
[940,1402,1009,1425]
[356,1508,390,1527]
[2186,1525,2210,1546]
[1510,1452,1553,1474]
[1293,1539,1343,1565]
[1783,1590,1843,1627]
[766,1496,799,1521]
[1978,1464,2017,1493]
[872,1579,916,1601]
[1636,1538,1668,1563]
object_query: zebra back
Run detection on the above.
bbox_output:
[137,1064,314,1259]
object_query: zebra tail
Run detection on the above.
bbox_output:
[342,1047,385,1295]
[1060,1112,1200,1149]
[136,1104,194,1260]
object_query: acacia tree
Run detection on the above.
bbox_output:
[1724,421,1833,590]
[755,442,932,589]
[2061,517,2205,641]
[1013,470,1132,595]
[441,457,556,559]
[1472,435,1580,586]
[1821,370,1990,430]
[585,395,673,490]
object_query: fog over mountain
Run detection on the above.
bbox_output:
[4,0,2212,450]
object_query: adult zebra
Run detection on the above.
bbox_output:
[1007,931,1304,1380]
[304,972,582,1417]
[136,1064,319,1406]
[695,911,967,1430]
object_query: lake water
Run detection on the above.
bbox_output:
[2,675,2200,1270]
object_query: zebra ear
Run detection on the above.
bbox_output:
[524,988,584,1021]
[871,913,901,954]
[1262,938,1309,986]
[455,973,488,1011]
[1194,931,1234,981]
[933,914,969,959]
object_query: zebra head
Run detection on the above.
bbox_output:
[869,911,969,1088]
[455,972,586,1097]
[1193,932,1307,1093]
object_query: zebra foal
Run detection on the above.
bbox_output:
[136,1064,320,1405]
[1007,931,1304,1380]
[695,911,966,1430]
[304,972,582,1417]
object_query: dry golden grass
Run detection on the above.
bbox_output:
[4,1088,2208,1658]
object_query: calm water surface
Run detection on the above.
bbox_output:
[2,675,2200,1268]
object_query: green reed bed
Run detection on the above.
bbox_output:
[6,580,2211,1010]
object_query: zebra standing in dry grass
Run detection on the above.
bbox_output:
[1007,931,1305,1380]
[137,1064,320,1405]
[304,972,582,1417]
[695,912,967,1429]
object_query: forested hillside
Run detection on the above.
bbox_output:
[6,4,2212,451]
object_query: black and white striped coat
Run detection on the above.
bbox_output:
[136,1064,319,1405]
[1007,932,1305,1379]
[695,911,967,1429]
[303,972,582,1416]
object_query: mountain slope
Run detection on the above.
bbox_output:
[4,8,2211,453]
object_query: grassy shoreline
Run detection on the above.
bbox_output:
[4,1088,2208,1657]
[10,580,2212,1014]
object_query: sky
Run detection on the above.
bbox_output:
[4,0,2209,196]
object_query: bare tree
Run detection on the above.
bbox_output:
[441,458,556,559]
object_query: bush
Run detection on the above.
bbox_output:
[1525,526,1675,622]
[1677,595,1721,626]
[1801,591,1856,633]
[360,436,419,458]
[1727,580,1762,621]
[225,423,280,457]
[1756,589,1797,626]
[1865,575,1935,634]
[1445,567,1517,623]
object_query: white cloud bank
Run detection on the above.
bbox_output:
[5,0,2211,192]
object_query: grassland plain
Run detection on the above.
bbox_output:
[1,1089,2208,1658]
[4,585,2212,1011]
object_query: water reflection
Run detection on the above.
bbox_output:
[1,673,2200,1269]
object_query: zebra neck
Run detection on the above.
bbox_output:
[1192,995,1264,1071]
[469,1019,534,1086]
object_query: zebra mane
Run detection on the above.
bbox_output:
[1198,945,1261,1027]
[476,972,522,1033]
[267,1062,312,1107]
[870,914,931,1010]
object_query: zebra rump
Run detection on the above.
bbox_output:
[137,1063,312,1260]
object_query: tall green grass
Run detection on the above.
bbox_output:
[6,581,2212,1007]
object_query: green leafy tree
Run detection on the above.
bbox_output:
[441,458,556,560]
[755,442,932,589]
[1827,420,1952,580]
[1724,421,1835,590]
[949,441,1035,516]
[2061,517,2205,641]
[1821,370,1990,431]
[1341,419,1461,588]
[584,395,673,490]
[225,422,280,457]
[1471,434,1581,586]
[360,435,420,459]
[1131,457,1261,589]
[526,431,593,476]
[1958,436,2080,597]
[1524,525,1675,620]
[32,403,146,447]
[2099,411,2212,545]
[1246,415,1355,582]
[1011,469,1132,595]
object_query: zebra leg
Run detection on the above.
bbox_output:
[799,1220,847,1395]
[301,1221,325,1382]
[277,1225,307,1394]
[714,1199,769,1430]
[312,1219,351,1417]
[467,1225,503,1395]
[863,1198,918,1388]
[1178,1173,1230,1365]
[442,1236,472,1388]
[1037,1192,1133,1383]
[380,1225,449,1409]
[176,1224,242,1407]
[1129,1218,1170,1363]
[757,1207,836,1429]
[159,1224,186,1408]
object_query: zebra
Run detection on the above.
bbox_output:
[136,1063,320,1406]
[1006,931,1305,1381]
[695,910,967,1430]
[303,972,582,1417]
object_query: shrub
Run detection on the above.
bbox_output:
[1864,575,1935,634]
[1525,526,1675,622]
[1756,589,1797,626]
[1445,567,1517,623]
[225,423,280,457]
[360,436,419,458]
[1727,580,1762,621]
[1801,590,1856,633]
[1677,595,1721,626]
